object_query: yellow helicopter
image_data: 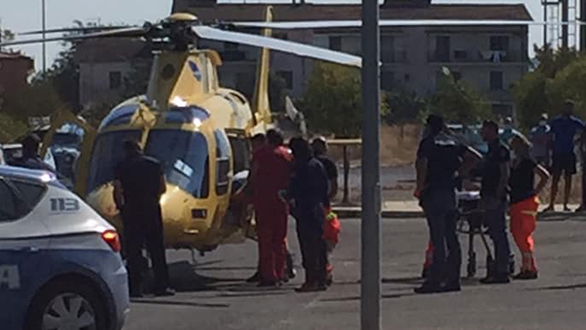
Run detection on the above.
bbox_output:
[1,7,361,253]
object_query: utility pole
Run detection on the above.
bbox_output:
[562,0,569,48]
[360,0,381,328]
[42,0,47,72]
[581,0,586,50]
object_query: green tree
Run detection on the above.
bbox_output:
[383,89,426,126]
[549,56,586,118]
[3,79,66,121]
[0,113,27,143]
[514,45,583,129]
[427,71,491,124]
[301,62,388,137]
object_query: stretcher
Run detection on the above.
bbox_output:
[456,191,494,278]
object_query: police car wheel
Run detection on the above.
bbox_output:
[26,279,108,330]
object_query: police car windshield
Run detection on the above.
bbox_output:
[88,130,142,192]
[145,130,209,198]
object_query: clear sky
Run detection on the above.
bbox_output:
[0,0,541,71]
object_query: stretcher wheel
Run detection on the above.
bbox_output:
[467,252,476,278]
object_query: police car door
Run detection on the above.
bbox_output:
[0,178,51,327]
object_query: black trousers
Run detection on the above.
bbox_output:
[421,189,461,285]
[295,208,327,285]
[122,204,170,293]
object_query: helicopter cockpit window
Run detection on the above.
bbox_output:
[88,130,143,192]
[214,129,232,196]
[100,105,139,129]
[165,106,210,124]
[145,130,210,198]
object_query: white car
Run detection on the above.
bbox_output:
[0,165,129,330]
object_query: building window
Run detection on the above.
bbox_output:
[381,71,394,90]
[329,36,342,51]
[435,36,450,62]
[490,71,504,91]
[109,71,122,90]
[277,70,293,89]
[490,36,509,52]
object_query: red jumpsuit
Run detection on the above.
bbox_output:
[252,145,292,282]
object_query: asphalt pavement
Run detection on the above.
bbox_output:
[124,217,586,330]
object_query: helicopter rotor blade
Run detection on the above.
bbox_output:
[192,25,361,68]
[232,19,584,30]
[0,26,149,47]
[19,26,132,36]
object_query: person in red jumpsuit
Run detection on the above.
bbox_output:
[252,129,293,286]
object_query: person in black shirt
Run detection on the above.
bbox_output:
[114,140,174,297]
[10,134,56,174]
[414,115,481,294]
[287,137,329,292]
[311,137,338,203]
[311,137,340,285]
[480,120,513,284]
[509,134,550,280]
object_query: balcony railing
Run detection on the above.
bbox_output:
[428,50,526,63]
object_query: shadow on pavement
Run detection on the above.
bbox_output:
[319,292,415,303]
[163,261,300,297]
[534,283,586,291]
[196,266,258,271]
[131,298,230,309]
[382,276,422,285]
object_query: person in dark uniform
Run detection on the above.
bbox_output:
[10,134,56,173]
[311,136,339,285]
[113,140,174,297]
[413,115,480,294]
[287,137,330,292]
[479,120,513,284]
[311,137,338,201]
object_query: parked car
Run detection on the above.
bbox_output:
[0,165,129,330]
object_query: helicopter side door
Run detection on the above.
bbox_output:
[225,130,256,239]
[39,110,97,194]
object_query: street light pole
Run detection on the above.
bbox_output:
[360,0,381,328]
[41,0,46,72]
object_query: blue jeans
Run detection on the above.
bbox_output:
[484,201,512,275]
[421,189,461,285]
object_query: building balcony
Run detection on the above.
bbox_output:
[428,50,528,65]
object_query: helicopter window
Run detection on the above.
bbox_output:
[165,106,210,124]
[145,130,210,198]
[100,105,139,129]
[214,130,232,196]
[88,130,143,192]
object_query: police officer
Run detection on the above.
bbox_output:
[479,120,513,284]
[114,140,174,297]
[10,134,56,173]
[414,115,480,294]
[287,137,330,292]
[311,137,339,284]
[311,137,338,202]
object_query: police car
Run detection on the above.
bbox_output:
[0,165,129,330]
